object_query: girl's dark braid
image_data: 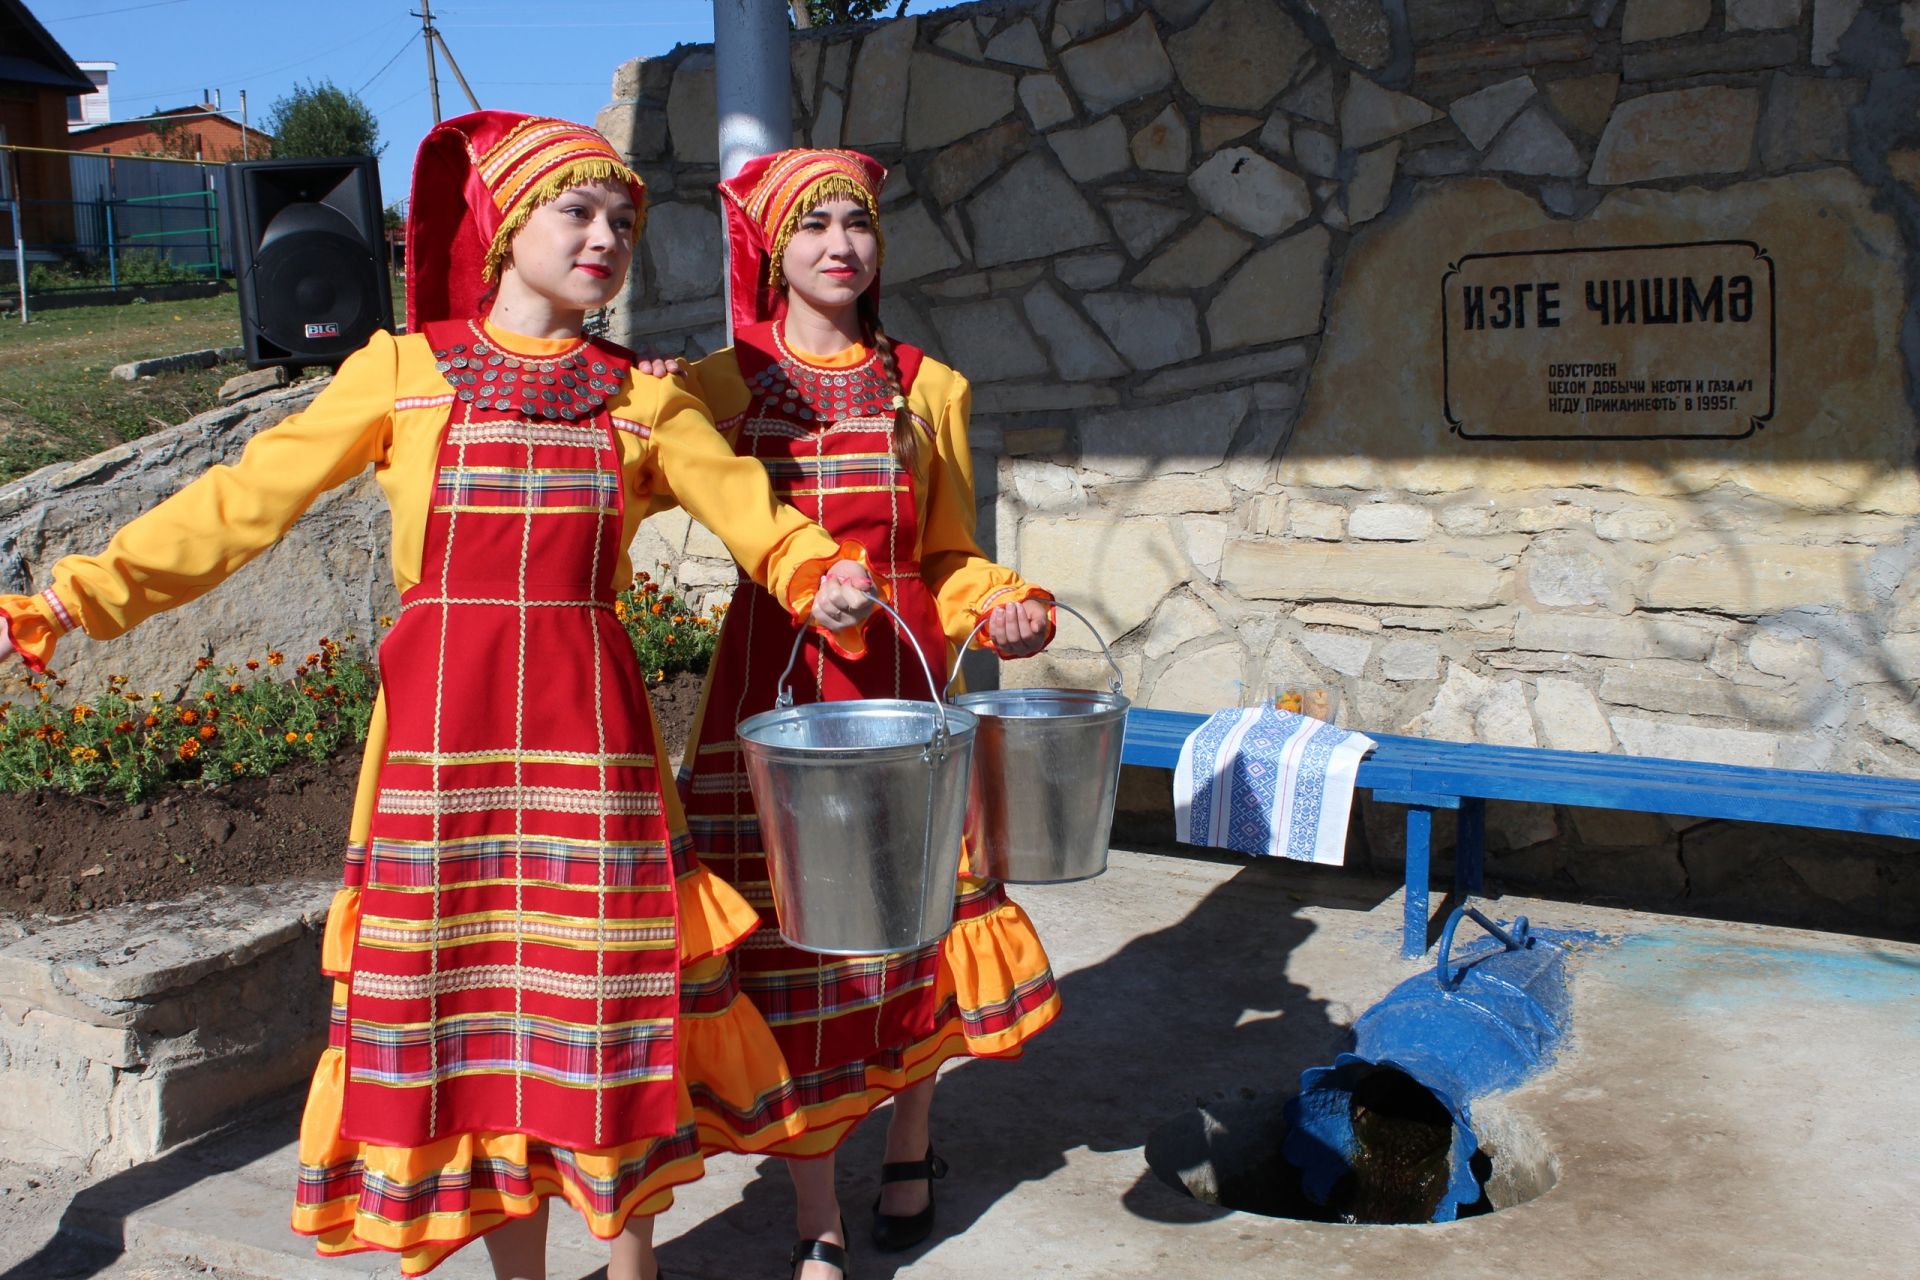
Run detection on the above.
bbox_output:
[858,291,919,474]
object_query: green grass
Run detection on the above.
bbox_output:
[0,291,247,482]
[0,278,409,483]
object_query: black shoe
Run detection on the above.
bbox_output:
[869,1148,949,1252]
[789,1231,850,1279]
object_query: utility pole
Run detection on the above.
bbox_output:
[239,88,248,159]
[413,0,479,124]
[417,0,443,124]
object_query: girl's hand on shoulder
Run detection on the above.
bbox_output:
[631,350,687,380]
[988,599,1049,658]
[812,560,878,632]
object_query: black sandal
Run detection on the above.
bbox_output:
[870,1148,949,1252]
[789,1231,850,1279]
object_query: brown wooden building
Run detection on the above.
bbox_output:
[0,0,91,245]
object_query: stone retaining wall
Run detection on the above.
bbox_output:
[0,881,333,1170]
[597,0,1920,930]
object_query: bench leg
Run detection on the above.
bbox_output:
[1403,806,1433,959]
[1456,797,1486,896]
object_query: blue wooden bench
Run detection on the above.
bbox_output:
[1120,708,1920,957]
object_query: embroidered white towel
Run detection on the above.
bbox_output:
[1172,707,1376,864]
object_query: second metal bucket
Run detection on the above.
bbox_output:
[736,595,975,956]
[948,602,1129,884]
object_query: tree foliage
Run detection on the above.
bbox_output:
[267,80,384,160]
[801,0,909,27]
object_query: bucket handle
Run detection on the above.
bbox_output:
[943,599,1124,701]
[1436,904,1532,989]
[773,590,958,749]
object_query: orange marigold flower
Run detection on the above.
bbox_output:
[69,745,97,762]
[228,682,243,694]
[303,731,314,743]
[232,762,245,774]
[177,738,200,759]
[114,720,134,735]
[202,690,217,702]
[266,651,284,666]
[650,602,665,616]
[284,731,298,743]
[199,725,216,740]
[178,708,199,725]
[70,704,92,723]
[194,657,213,671]
[245,660,260,671]
[48,729,64,746]
[142,714,159,728]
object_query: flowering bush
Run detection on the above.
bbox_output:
[614,569,726,685]
[0,636,377,800]
[1,569,726,800]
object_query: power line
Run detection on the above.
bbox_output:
[109,18,403,105]
[43,0,187,20]
[357,31,420,96]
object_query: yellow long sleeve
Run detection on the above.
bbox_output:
[0,331,400,670]
[910,362,1054,652]
[617,371,858,619]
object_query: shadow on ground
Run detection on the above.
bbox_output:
[658,855,1377,1279]
[1,1090,303,1280]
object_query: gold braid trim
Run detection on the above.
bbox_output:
[766,174,886,289]
[483,158,647,284]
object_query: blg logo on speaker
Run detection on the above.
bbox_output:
[304,322,342,340]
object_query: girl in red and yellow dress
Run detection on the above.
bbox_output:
[678,148,1062,1280]
[0,113,880,1280]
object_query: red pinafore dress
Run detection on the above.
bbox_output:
[681,322,1060,1156]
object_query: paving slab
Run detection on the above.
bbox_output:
[17,847,1920,1280]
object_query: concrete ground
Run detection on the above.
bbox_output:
[5,845,1918,1280]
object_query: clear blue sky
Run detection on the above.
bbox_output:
[35,0,728,209]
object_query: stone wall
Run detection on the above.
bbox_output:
[598,0,1920,929]
[0,881,333,1170]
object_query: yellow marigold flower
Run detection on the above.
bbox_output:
[70,705,93,723]
[69,745,96,762]
[378,614,395,628]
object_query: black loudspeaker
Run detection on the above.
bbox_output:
[227,157,393,369]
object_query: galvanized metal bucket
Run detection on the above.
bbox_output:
[946,601,1129,884]
[736,594,976,957]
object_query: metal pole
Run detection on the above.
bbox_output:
[713,0,791,342]
[714,0,791,181]
[418,0,443,124]
[105,197,117,290]
[240,89,248,160]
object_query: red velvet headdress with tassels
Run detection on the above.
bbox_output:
[404,110,645,331]
[716,148,887,332]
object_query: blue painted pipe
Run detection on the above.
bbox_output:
[1282,906,1573,1222]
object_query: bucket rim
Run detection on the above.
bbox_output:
[948,686,1131,718]
[736,698,978,751]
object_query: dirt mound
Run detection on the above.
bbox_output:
[0,671,707,916]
